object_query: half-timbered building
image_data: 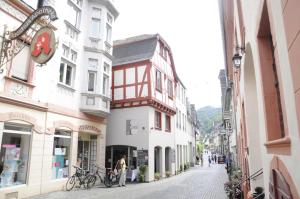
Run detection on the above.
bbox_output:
[106,34,177,181]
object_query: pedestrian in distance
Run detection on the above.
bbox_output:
[118,155,127,187]
[208,156,211,167]
[200,153,203,166]
[214,154,217,164]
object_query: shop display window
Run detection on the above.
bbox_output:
[0,122,32,188]
[52,130,71,179]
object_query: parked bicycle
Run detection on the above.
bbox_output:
[87,164,112,188]
[66,165,93,191]
[104,168,122,187]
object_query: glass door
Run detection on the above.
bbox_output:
[77,141,90,170]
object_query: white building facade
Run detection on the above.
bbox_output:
[175,81,196,172]
[0,0,118,198]
[107,34,197,181]
[107,34,178,181]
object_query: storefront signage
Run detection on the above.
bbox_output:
[137,150,148,166]
[79,125,101,134]
[30,27,56,64]
[9,6,58,40]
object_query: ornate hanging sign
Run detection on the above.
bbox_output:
[30,27,56,64]
[9,6,58,40]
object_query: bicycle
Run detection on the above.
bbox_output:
[66,165,93,191]
[104,168,122,188]
[87,164,112,188]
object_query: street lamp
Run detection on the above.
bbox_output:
[232,53,242,68]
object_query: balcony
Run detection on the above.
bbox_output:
[80,93,110,117]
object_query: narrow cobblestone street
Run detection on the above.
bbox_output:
[30,156,228,199]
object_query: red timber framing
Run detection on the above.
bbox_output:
[111,59,176,115]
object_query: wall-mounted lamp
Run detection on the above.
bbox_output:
[232,53,242,68]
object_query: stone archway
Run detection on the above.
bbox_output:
[243,43,264,190]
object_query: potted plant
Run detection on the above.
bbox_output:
[138,165,147,182]
[154,172,161,180]
[252,187,264,199]
[179,164,183,172]
[165,171,171,177]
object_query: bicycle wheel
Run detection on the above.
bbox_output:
[86,175,96,189]
[104,175,113,187]
[66,175,76,191]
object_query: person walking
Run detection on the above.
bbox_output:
[208,156,211,167]
[200,153,203,166]
[214,154,217,164]
[118,155,127,187]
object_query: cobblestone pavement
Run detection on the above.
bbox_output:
[30,157,228,199]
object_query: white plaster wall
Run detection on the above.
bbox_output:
[126,68,135,84]
[138,65,147,82]
[107,107,150,149]
[114,70,123,86]
[126,86,135,99]
[114,88,123,100]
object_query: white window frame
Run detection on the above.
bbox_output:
[102,73,109,96]
[59,60,75,88]
[88,71,97,92]
[106,23,112,43]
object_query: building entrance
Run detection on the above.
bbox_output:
[77,134,97,170]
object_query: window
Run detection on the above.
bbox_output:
[0,122,32,188]
[167,80,173,98]
[65,24,78,41]
[165,115,171,132]
[107,13,113,24]
[91,19,101,38]
[102,74,109,96]
[70,50,77,62]
[62,45,69,58]
[52,130,71,179]
[91,8,101,38]
[88,71,96,92]
[106,24,112,43]
[257,2,286,141]
[11,44,30,82]
[59,61,75,87]
[179,111,181,129]
[68,3,80,28]
[159,42,164,56]
[103,62,110,73]
[155,70,162,92]
[88,58,98,68]
[176,110,179,128]
[155,111,162,129]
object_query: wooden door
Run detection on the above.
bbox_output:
[269,169,293,199]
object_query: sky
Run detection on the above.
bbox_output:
[113,0,225,109]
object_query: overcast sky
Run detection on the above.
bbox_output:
[113,0,224,109]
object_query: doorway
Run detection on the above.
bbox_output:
[77,134,97,170]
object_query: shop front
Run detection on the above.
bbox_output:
[0,106,106,198]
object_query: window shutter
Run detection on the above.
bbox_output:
[11,45,30,81]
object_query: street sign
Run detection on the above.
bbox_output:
[30,27,56,64]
